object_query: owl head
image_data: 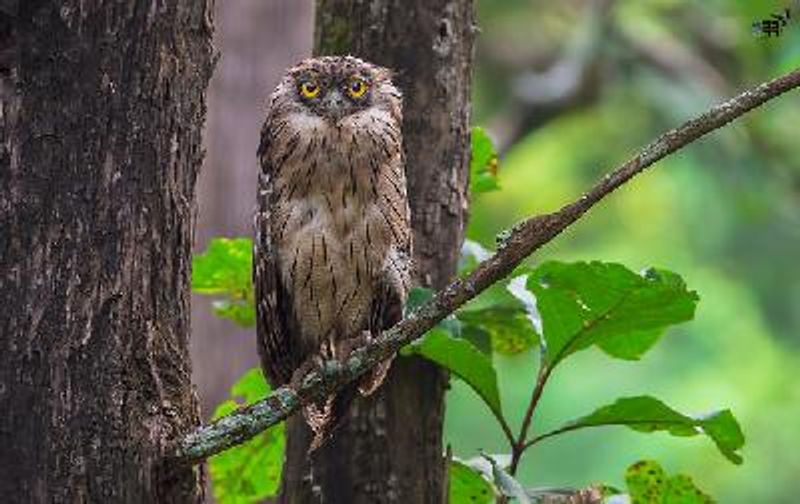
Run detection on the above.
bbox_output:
[272,56,401,123]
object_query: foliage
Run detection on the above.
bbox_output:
[449,460,495,504]
[403,327,503,428]
[192,237,255,327]
[208,369,284,504]
[544,397,744,464]
[407,260,741,503]
[449,458,714,504]
[624,460,714,504]
[526,262,698,366]
[471,126,500,194]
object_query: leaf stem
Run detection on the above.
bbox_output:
[509,356,553,475]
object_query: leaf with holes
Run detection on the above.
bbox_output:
[449,461,495,504]
[626,460,714,503]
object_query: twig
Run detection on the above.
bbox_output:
[509,354,552,475]
[172,67,800,466]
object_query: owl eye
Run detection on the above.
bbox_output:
[299,81,320,99]
[347,78,368,98]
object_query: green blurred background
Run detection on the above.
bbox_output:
[445,1,800,502]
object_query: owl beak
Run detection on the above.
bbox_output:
[322,89,347,120]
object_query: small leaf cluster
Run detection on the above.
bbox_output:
[192,237,255,327]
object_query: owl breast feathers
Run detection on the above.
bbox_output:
[253,56,412,443]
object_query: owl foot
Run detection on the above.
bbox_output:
[288,354,325,391]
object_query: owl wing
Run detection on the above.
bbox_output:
[360,151,413,396]
[254,121,298,388]
[374,149,413,331]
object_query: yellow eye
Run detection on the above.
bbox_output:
[347,78,368,98]
[299,81,320,98]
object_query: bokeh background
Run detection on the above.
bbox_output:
[192,1,800,502]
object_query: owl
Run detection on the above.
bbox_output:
[254,56,412,448]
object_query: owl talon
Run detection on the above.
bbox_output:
[289,356,324,390]
[335,331,370,361]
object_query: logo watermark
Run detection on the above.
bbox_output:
[752,7,793,38]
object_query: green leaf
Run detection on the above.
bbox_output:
[470,126,500,194]
[404,328,503,425]
[543,396,744,464]
[526,261,698,366]
[457,241,539,354]
[449,461,495,504]
[192,237,255,327]
[457,280,538,355]
[209,369,285,503]
[626,460,714,503]
[193,237,253,293]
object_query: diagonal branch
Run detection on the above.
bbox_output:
[172,67,800,466]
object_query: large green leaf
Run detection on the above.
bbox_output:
[626,460,714,503]
[470,126,500,194]
[209,368,285,503]
[192,237,255,327]
[540,396,744,464]
[403,328,503,425]
[526,261,698,366]
[449,461,495,504]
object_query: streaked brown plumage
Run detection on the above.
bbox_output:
[254,56,411,448]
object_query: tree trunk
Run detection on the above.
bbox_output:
[279,1,475,503]
[0,2,214,502]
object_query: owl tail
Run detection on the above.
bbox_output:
[303,357,395,452]
[357,355,394,396]
[303,383,358,453]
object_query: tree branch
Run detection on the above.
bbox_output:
[172,67,800,466]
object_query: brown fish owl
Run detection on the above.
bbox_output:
[254,56,411,444]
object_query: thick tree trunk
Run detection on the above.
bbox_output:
[0,2,214,502]
[279,1,475,503]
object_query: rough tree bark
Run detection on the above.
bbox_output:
[0,1,214,502]
[279,1,475,503]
